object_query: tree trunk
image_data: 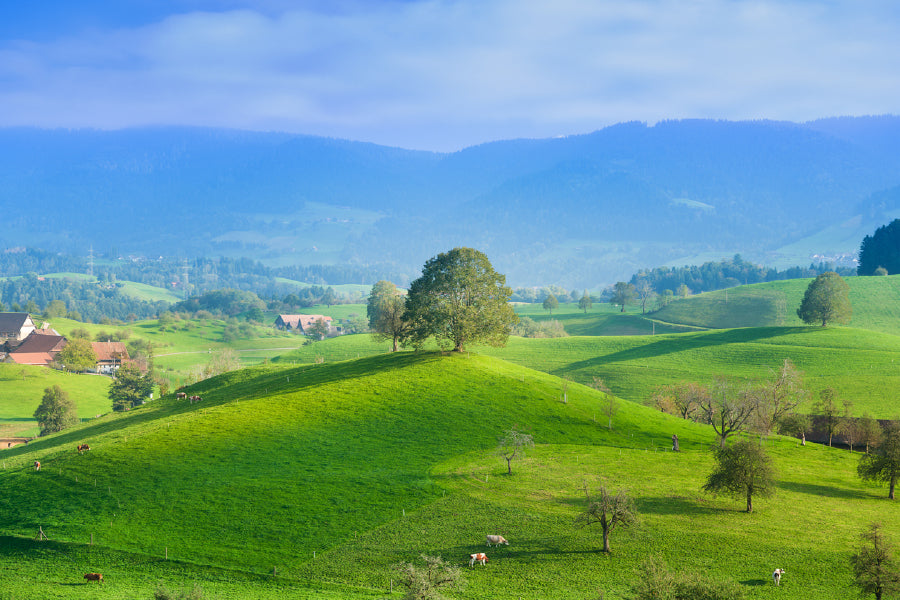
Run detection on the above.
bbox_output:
[890,477,896,500]
[392,336,398,352]
[801,432,806,446]
[746,490,753,513]
[602,526,610,553]
[506,457,512,475]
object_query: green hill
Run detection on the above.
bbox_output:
[1,352,898,598]
[650,275,900,336]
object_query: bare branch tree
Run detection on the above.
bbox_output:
[496,426,534,475]
[575,483,638,553]
[699,377,758,447]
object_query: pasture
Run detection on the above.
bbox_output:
[0,352,896,598]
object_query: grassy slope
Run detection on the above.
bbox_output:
[1,353,897,599]
[651,275,900,336]
[514,302,701,335]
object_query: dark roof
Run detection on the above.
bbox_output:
[11,333,66,354]
[0,313,31,334]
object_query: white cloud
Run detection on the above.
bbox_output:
[0,0,897,150]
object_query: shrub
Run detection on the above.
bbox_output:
[630,557,746,600]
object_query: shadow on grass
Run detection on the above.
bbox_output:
[778,480,871,500]
[740,578,770,587]
[634,495,721,516]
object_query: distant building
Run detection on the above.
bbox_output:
[92,341,130,374]
[274,314,338,336]
[5,332,67,367]
[0,312,37,349]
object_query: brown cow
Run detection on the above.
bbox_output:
[189,395,202,404]
[34,461,40,471]
[77,444,91,454]
[176,392,187,399]
[83,573,103,584]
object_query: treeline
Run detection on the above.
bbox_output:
[0,274,168,322]
[630,255,855,296]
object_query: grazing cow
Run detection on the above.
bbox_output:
[77,444,91,454]
[34,461,40,471]
[469,553,489,567]
[486,534,509,547]
[176,392,187,399]
[83,573,103,584]
[189,395,202,404]
[773,568,785,586]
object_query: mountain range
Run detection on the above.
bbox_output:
[2,116,899,288]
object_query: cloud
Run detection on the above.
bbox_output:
[0,0,897,150]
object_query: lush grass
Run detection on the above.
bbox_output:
[651,275,900,336]
[0,365,110,437]
[514,302,701,336]
[1,352,897,598]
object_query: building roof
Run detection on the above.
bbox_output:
[10,333,66,354]
[92,341,130,363]
[7,352,55,366]
[0,312,32,335]
[277,314,333,329]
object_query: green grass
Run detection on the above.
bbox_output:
[1,352,897,598]
[514,302,701,336]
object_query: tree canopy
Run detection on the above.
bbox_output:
[33,385,79,436]
[57,338,98,373]
[109,363,153,411]
[609,282,636,312]
[859,219,900,276]
[851,523,900,600]
[703,439,776,513]
[797,271,852,327]
[858,422,900,500]
[402,247,517,352]
[367,280,409,352]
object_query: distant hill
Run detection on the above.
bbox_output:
[2,117,900,287]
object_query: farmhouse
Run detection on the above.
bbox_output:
[274,314,338,336]
[0,312,37,350]
[92,341,130,374]
[5,331,67,366]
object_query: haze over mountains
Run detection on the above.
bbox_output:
[3,116,900,288]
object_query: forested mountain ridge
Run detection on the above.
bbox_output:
[2,117,899,288]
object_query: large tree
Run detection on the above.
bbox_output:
[109,362,153,411]
[851,523,900,600]
[858,421,900,499]
[542,293,559,315]
[56,337,98,373]
[578,290,592,314]
[33,385,79,436]
[575,483,639,553]
[402,247,517,352]
[367,280,409,352]
[797,271,852,327]
[703,439,776,513]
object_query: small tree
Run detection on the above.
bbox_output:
[33,385,79,436]
[851,523,900,600]
[699,377,758,447]
[394,554,463,600]
[578,290,593,314]
[367,280,409,352]
[307,318,329,341]
[703,439,776,513]
[575,483,638,553]
[542,293,559,315]
[650,382,706,421]
[56,338,98,373]
[630,557,747,600]
[815,388,841,446]
[610,282,636,312]
[797,271,852,327]
[858,421,900,499]
[858,414,883,455]
[496,426,534,475]
[777,412,811,446]
[109,362,153,411]
[751,359,807,435]
[592,377,619,430]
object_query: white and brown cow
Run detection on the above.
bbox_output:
[469,553,489,567]
[83,572,103,584]
[773,568,785,586]
[485,534,509,547]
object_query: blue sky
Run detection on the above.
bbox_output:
[1,0,898,151]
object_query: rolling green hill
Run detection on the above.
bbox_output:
[1,352,897,598]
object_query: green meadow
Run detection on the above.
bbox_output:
[2,275,900,598]
[0,352,897,599]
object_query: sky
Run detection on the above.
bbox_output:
[1,0,898,151]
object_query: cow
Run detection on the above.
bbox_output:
[485,534,509,547]
[77,444,91,454]
[469,553,489,567]
[34,461,40,471]
[773,568,785,586]
[176,392,187,399]
[83,573,103,584]
[190,395,202,404]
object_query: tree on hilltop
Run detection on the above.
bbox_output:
[797,271,851,327]
[402,247,517,352]
[367,280,409,352]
